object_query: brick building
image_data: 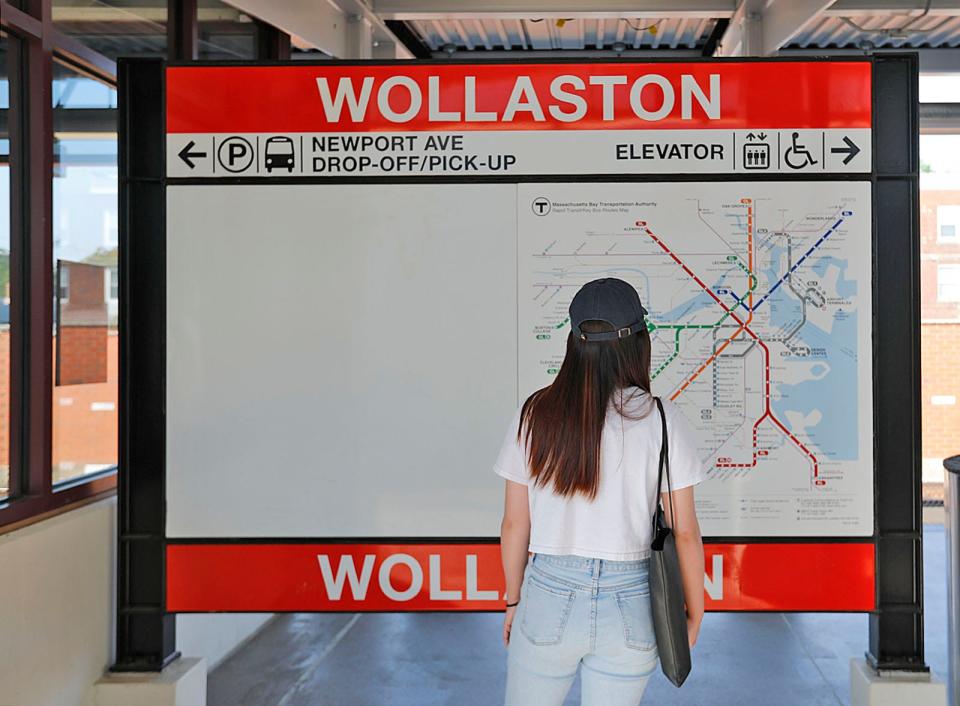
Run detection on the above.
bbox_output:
[0,261,117,495]
[920,172,960,489]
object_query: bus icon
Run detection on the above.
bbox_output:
[264,136,295,173]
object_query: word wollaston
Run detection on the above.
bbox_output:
[316,72,721,125]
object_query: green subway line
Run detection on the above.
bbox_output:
[652,327,682,379]
[650,257,758,380]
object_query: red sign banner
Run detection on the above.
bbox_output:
[166,62,871,134]
[166,542,875,613]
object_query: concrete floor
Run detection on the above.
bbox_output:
[209,525,948,706]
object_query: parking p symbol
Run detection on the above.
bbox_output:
[217,136,254,173]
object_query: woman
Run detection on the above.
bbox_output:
[494,277,706,706]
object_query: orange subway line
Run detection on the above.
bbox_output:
[670,202,754,401]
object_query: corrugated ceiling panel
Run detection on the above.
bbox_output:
[406,12,960,53]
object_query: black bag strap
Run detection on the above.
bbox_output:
[653,397,676,531]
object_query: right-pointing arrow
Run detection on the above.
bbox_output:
[830,136,861,165]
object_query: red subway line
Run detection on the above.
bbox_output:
[643,213,821,481]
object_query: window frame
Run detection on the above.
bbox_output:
[937,204,960,244]
[0,0,119,531]
[937,263,960,303]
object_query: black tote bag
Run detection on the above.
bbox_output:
[650,397,692,687]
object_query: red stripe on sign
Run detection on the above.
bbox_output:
[703,543,875,611]
[166,543,506,612]
[166,542,874,613]
[166,62,871,134]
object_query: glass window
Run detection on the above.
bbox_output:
[52,0,168,61]
[920,133,960,322]
[939,205,960,242]
[938,265,960,303]
[0,34,12,500]
[52,60,118,486]
[198,0,257,60]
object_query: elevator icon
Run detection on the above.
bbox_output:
[742,142,770,170]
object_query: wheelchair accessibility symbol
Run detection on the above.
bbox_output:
[783,132,818,170]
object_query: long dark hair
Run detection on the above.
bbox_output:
[519,319,652,500]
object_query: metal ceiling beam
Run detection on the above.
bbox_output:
[761,0,835,54]
[384,19,433,57]
[825,0,960,15]
[702,17,730,55]
[338,0,413,56]
[714,0,763,56]
[716,0,835,56]
[429,48,703,58]
[223,0,412,58]
[372,0,737,21]
[50,6,244,21]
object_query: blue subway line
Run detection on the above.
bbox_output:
[715,217,846,313]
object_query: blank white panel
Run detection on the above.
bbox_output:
[166,184,518,537]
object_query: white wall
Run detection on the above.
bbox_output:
[0,497,271,706]
[177,613,272,671]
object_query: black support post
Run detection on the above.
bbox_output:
[114,57,177,672]
[867,53,926,673]
[255,19,291,61]
[384,20,433,59]
[168,0,198,62]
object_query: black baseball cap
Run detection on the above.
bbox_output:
[569,278,649,341]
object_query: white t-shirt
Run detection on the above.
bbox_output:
[493,387,707,561]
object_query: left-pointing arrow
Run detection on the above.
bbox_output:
[178,140,207,169]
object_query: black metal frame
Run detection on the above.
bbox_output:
[168,0,198,62]
[115,57,178,672]
[118,54,924,673]
[384,19,432,59]
[254,18,291,61]
[868,53,925,673]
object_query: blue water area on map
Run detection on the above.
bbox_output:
[810,256,857,298]
[771,306,859,461]
[658,290,717,321]
[754,242,859,460]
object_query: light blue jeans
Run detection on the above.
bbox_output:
[505,552,658,706]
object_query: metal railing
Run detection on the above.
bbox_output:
[945,455,960,706]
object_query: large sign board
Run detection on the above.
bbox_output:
[132,60,885,614]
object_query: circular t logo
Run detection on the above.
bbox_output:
[531,197,552,216]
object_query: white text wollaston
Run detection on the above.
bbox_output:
[315,74,721,125]
[316,552,725,603]
[317,553,501,602]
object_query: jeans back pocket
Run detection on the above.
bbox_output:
[615,584,657,651]
[519,574,575,646]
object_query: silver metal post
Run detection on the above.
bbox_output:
[946,455,960,706]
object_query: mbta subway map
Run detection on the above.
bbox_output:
[517,182,873,537]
